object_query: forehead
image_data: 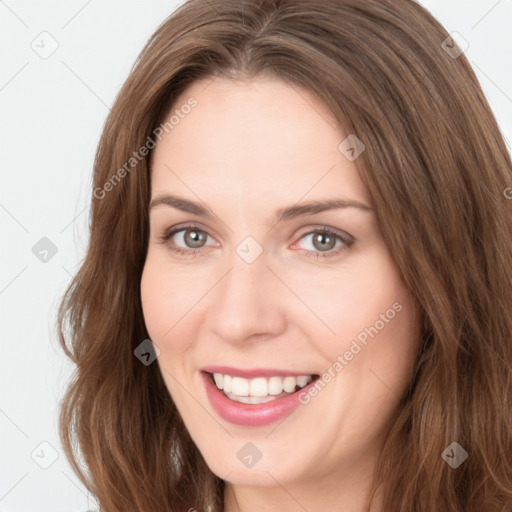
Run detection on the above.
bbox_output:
[150,77,370,209]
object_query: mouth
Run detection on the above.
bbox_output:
[208,371,319,404]
[200,368,321,426]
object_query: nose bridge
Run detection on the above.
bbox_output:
[206,246,285,343]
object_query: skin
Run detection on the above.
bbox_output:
[140,76,422,512]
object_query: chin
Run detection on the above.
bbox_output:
[197,438,313,487]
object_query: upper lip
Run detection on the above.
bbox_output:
[201,365,318,379]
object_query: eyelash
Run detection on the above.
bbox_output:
[157,223,354,260]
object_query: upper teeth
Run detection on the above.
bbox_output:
[212,373,313,397]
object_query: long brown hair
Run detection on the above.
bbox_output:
[57,1,512,510]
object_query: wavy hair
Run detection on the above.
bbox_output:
[57,0,512,510]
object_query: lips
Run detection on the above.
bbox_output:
[200,367,320,427]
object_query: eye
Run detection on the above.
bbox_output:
[157,223,354,260]
[292,227,354,259]
[157,223,215,257]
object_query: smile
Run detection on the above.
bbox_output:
[201,367,320,427]
[212,372,314,404]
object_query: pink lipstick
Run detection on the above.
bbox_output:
[201,368,319,427]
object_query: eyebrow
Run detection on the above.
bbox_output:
[149,194,373,224]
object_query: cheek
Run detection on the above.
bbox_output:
[140,254,187,349]
[140,246,207,337]
[140,250,223,381]
[140,262,165,340]
[140,258,199,404]
[288,248,410,353]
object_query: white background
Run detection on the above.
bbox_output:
[0,1,511,511]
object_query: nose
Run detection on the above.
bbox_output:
[205,250,287,345]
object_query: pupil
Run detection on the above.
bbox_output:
[314,233,334,251]
[186,229,205,248]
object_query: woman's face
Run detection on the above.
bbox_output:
[141,76,421,492]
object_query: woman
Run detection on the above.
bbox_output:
[57,0,512,511]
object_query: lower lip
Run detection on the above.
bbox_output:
[201,372,317,427]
